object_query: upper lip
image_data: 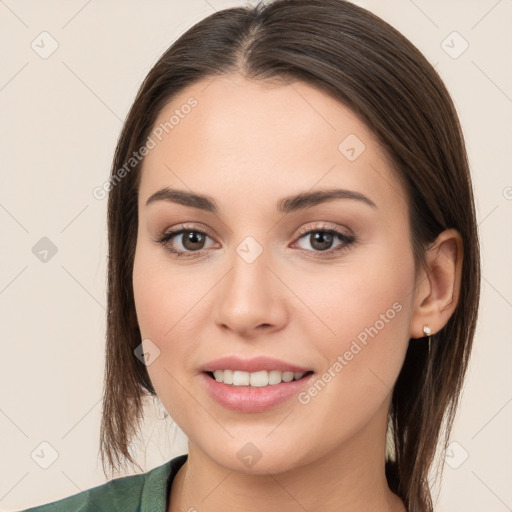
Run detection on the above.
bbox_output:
[200,355,312,373]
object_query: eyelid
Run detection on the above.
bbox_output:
[294,221,354,239]
[157,223,214,239]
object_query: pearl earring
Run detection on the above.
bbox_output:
[423,325,432,355]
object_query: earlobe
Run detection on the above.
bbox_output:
[410,229,463,339]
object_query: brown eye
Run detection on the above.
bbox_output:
[308,231,335,251]
[181,230,207,251]
[295,227,355,255]
[154,227,215,258]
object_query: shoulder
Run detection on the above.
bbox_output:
[16,454,188,512]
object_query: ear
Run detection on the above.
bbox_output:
[410,229,463,339]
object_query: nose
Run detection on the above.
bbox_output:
[212,245,288,338]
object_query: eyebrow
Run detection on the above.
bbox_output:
[145,186,377,213]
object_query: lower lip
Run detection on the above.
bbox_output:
[200,372,315,413]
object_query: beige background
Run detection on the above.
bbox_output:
[1,1,511,511]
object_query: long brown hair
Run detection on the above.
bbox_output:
[100,1,480,510]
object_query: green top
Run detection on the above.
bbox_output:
[17,454,188,512]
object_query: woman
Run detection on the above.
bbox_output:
[19,0,480,511]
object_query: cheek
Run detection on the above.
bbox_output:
[132,239,201,341]
[132,238,207,397]
[288,254,414,452]
[132,242,189,418]
[298,237,414,341]
[295,244,415,413]
[132,245,166,340]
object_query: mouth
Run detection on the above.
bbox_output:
[199,355,315,411]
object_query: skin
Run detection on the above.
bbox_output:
[132,73,462,512]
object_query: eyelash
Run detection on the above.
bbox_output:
[153,223,356,259]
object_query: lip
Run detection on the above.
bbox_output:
[200,371,315,413]
[199,355,312,373]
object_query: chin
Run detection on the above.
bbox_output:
[198,436,315,476]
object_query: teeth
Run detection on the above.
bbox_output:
[211,370,307,387]
[268,370,282,385]
[249,370,267,387]
[223,369,233,385]
[233,370,250,386]
[282,371,294,383]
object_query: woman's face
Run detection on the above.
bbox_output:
[133,73,419,474]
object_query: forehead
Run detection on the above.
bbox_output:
[138,73,407,215]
